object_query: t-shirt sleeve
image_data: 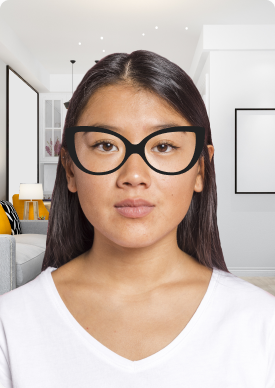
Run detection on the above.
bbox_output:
[0,370,13,388]
[266,310,275,388]
[0,311,13,388]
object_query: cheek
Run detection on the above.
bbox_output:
[158,172,193,198]
[76,175,111,221]
[157,174,195,218]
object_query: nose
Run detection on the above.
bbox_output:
[116,153,151,188]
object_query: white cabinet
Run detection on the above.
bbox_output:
[39,93,71,198]
[45,99,61,157]
[39,93,70,161]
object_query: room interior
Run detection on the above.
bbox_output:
[0,0,274,295]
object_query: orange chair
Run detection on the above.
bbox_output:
[12,194,49,220]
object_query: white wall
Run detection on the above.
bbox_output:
[0,58,6,201]
[209,51,275,276]
[0,13,50,93]
[196,53,210,116]
[50,74,83,93]
[189,25,275,276]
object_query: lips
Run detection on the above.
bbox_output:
[114,198,154,208]
[115,206,154,218]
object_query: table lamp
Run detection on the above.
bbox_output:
[19,183,44,220]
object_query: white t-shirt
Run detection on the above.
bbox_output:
[0,266,275,388]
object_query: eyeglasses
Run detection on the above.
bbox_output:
[65,126,205,175]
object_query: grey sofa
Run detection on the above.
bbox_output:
[0,220,48,296]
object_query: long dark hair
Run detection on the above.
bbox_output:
[42,50,231,275]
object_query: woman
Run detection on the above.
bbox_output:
[0,50,274,388]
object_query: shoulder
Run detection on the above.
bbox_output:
[0,279,36,314]
[214,268,275,323]
[0,268,53,323]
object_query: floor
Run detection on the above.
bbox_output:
[238,276,275,296]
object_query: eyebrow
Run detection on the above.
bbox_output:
[84,122,187,134]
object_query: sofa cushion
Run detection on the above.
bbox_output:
[0,204,12,234]
[14,234,46,250]
[14,234,47,287]
[0,200,22,235]
[14,242,45,265]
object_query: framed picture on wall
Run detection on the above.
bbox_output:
[235,108,275,194]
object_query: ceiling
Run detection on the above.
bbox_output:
[0,0,275,75]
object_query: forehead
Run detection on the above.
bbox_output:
[77,84,191,127]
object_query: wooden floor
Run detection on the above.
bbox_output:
[238,276,275,296]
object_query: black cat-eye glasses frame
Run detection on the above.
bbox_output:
[64,126,205,176]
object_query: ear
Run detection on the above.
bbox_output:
[193,145,214,193]
[60,147,77,193]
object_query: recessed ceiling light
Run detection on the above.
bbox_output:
[142,33,145,36]
[185,27,188,30]
[103,50,105,52]
[0,0,8,6]
[155,26,158,29]
[79,42,81,45]
[268,0,275,6]
[101,37,103,39]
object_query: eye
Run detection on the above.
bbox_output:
[152,142,179,153]
[92,141,118,152]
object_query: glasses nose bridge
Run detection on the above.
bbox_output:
[124,140,147,163]
[121,140,149,169]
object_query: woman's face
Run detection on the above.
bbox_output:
[61,84,213,250]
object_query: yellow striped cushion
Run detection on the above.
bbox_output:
[0,204,12,234]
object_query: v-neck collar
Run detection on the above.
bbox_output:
[43,265,220,371]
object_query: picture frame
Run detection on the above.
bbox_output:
[235,108,275,194]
